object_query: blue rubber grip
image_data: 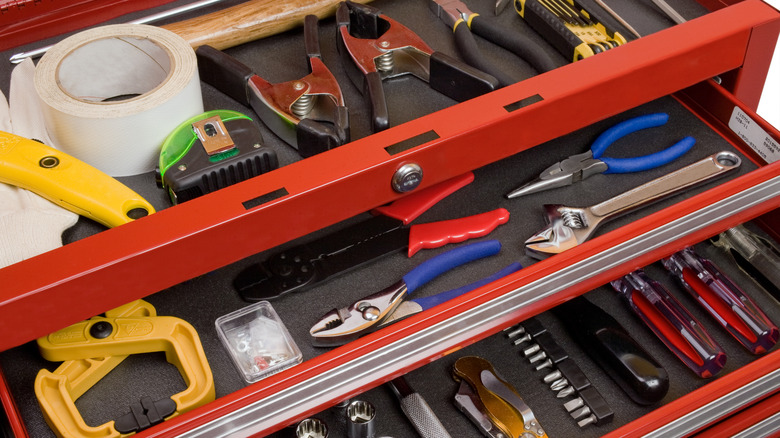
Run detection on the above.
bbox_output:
[403,240,501,294]
[411,262,523,311]
[591,113,670,158]
[601,136,695,174]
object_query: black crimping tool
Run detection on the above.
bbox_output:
[196,15,349,158]
[336,1,499,132]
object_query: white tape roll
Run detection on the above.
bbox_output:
[35,24,203,177]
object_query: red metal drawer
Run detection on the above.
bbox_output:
[1,0,779,437]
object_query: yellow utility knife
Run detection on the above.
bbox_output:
[0,131,155,228]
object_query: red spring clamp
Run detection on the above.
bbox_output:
[336,1,499,132]
[196,15,349,158]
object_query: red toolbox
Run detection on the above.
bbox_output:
[1,0,780,436]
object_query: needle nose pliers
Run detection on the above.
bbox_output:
[506,112,696,198]
[429,0,558,87]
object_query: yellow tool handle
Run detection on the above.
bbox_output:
[0,131,155,228]
[161,0,373,50]
[38,315,214,410]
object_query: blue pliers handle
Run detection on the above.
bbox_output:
[506,112,695,199]
[403,240,502,295]
[593,113,695,174]
[310,240,521,346]
[409,259,522,311]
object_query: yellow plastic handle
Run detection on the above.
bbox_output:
[36,313,214,438]
[38,315,214,410]
[0,131,155,228]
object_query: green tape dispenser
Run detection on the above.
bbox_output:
[156,110,278,204]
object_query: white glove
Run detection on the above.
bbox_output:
[0,58,78,268]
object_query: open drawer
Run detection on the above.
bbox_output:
[1,0,780,436]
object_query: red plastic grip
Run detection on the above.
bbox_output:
[406,208,510,257]
[372,172,474,225]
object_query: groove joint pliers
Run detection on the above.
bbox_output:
[310,240,521,346]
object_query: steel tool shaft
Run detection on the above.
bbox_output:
[525,151,741,258]
[10,0,228,63]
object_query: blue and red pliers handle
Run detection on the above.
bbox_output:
[506,112,696,198]
[428,0,559,87]
[310,240,522,346]
[662,247,780,355]
[235,172,510,301]
[611,269,727,378]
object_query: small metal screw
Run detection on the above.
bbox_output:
[512,334,532,345]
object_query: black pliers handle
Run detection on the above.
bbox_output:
[196,15,349,158]
[429,0,558,87]
[336,1,499,132]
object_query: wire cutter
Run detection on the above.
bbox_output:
[310,240,522,346]
[336,1,499,132]
[235,172,510,301]
[428,0,558,87]
[196,15,349,158]
[506,113,695,199]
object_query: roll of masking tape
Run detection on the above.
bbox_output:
[35,24,203,177]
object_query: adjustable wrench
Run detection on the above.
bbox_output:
[525,151,741,259]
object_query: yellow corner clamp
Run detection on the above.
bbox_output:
[34,300,215,438]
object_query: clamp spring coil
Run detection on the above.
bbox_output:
[376,51,394,72]
[291,94,315,117]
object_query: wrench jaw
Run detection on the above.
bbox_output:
[310,281,408,347]
[524,205,592,259]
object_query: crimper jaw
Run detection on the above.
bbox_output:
[310,280,408,346]
[336,1,498,132]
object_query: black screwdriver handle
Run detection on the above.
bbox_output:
[552,295,670,405]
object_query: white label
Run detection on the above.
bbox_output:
[728,106,780,163]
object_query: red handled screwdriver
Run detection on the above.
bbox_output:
[611,270,727,378]
[663,248,779,355]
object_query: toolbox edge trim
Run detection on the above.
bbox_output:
[643,368,780,437]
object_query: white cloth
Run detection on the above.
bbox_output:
[0,59,78,268]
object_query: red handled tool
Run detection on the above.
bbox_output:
[663,247,779,355]
[611,269,727,378]
[235,172,510,301]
